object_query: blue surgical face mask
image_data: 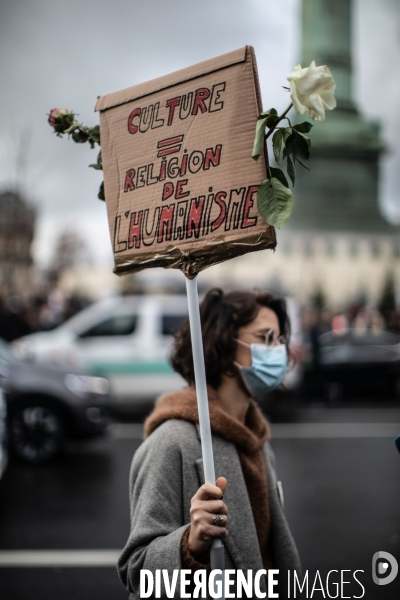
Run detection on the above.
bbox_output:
[235,342,288,397]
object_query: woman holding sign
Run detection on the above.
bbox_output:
[118,288,301,598]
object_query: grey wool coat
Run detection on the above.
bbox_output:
[117,419,301,599]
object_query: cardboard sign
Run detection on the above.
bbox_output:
[95,46,276,278]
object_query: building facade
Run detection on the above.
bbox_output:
[0,191,35,298]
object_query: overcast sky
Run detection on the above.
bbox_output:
[0,0,399,267]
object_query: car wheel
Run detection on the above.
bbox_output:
[8,402,65,463]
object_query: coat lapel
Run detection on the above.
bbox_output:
[194,434,264,575]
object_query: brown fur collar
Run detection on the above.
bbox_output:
[144,386,270,452]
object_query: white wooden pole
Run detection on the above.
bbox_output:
[185,275,224,597]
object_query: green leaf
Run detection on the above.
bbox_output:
[294,155,309,170]
[89,125,100,143]
[258,109,280,130]
[89,150,103,170]
[293,132,310,170]
[286,155,296,186]
[265,114,280,129]
[283,130,310,170]
[72,129,90,143]
[98,181,105,201]
[293,122,313,134]
[272,129,284,163]
[297,131,311,152]
[252,116,268,161]
[270,167,289,188]
[283,132,296,159]
[259,108,277,119]
[257,177,293,228]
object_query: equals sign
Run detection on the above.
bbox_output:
[157,135,184,158]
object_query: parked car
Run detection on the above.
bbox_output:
[0,339,110,462]
[302,328,400,400]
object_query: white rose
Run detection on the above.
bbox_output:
[287,61,337,121]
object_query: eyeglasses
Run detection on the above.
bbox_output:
[239,329,286,347]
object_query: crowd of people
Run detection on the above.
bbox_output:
[301,302,400,346]
[0,290,90,343]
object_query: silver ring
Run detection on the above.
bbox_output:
[213,514,223,525]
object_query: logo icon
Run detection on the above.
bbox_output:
[372,551,398,585]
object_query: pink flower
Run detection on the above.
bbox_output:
[48,108,74,133]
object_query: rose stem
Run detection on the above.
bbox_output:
[265,103,293,140]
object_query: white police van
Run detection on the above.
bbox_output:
[12,295,188,412]
[12,293,302,413]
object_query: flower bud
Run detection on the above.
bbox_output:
[48,108,75,133]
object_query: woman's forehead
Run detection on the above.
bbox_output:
[247,306,279,331]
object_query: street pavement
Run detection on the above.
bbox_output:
[0,403,399,600]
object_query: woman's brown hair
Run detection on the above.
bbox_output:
[170,288,291,389]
